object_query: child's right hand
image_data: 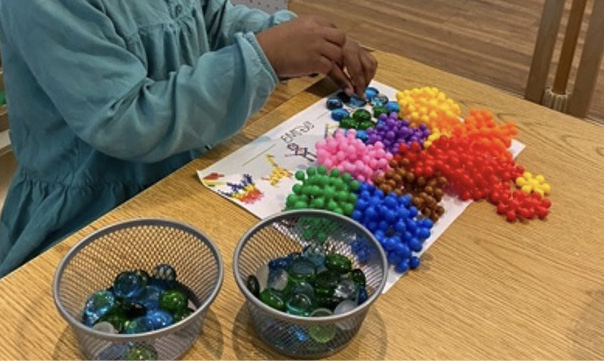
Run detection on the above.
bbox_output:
[256,16,346,79]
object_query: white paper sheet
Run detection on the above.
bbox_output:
[197,80,525,293]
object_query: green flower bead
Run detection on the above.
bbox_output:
[292,183,303,194]
[341,173,352,183]
[330,168,340,177]
[350,181,360,191]
[317,165,327,175]
[306,167,316,176]
[295,170,306,181]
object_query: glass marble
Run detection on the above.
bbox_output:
[288,325,310,343]
[339,117,356,129]
[267,269,289,291]
[286,293,313,316]
[135,285,163,310]
[373,105,388,118]
[159,289,188,312]
[260,288,286,311]
[334,279,357,299]
[288,281,315,299]
[350,269,366,286]
[151,263,176,284]
[268,257,292,271]
[113,271,143,299]
[357,286,369,305]
[288,258,316,283]
[352,109,372,123]
[120,301,148,319]
[303,244,326,267]
[386,100,400,114]
[336,91,351,104]
[92,321,117,334]
[83,290,115,326]
[315,295,341,310]
[325,253,352,274]
[146,309,173,330]
[314,270,340,291]
[371,94,389,107]
[326,96,343,110]
[124,317,153,334]
[98,344,128,360]
[349,95,367,108]
[334,299,357,315]
[246,275,260,297]
[99,313,128,333]
[255,264,269,291]
[331,108,350,122]
[134,269,150,286]
[173,307,194,323]
[365,87,379,100]
[308,308,336,343]
[125,344,158,361]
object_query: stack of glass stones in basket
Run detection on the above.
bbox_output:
[246,220,369,343]
[82,264,195,336]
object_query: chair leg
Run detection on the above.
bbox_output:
[568,0,604,118]
[525,0,566,103]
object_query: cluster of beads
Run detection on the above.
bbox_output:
[366,113,430,153]
[285,166,359,217]
[351,183,433,272]
[396,87,461,130]
[515,171,551,196]
[491,183,552,222]
[316,129,392,182]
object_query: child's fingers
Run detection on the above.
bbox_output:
[317,55,334,75]
[320,42,343,64]
[360,50,378,87]
[322,27,346,47]
[345,51,367,98]
[328,66,354,95]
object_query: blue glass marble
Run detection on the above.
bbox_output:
[356,129,369,141]
[267,269,289,291]
[151,264,176,284]
[371,94,389,107]
[331,108,350,121]
[326,96,343,110]
[386,101,400,114]
[134,269,150,286]
[83,290,115,326]
[146,309,174,330]
[288,258,316,282]
[334,299,357,315]
[336,91,351,104]
[357,286,369,305]
[349,94,367,108]
[288,325,309,343]
[365,87,379,100]
[302,243,326,267]
[113,272,143,299]
[135,285,163,310]
[269,256,292,271]
[124,317,153,334]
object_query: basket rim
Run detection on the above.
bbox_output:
[52,217,224,342]
[232,209,388,325]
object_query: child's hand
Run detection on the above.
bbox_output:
[256,16,346,78]
[328,39,378,98]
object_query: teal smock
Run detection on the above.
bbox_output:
[0,0,296,276]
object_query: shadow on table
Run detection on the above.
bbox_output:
[231,303,388,360]
[572,289,604,359]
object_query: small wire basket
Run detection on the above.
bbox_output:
[53,218,223,360]
[233,210,387,358]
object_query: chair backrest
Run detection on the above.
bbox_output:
[525,0,604,118]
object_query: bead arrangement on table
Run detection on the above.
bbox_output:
[284,85,553,274]
[82,264,195,336]
[246,248,368,331]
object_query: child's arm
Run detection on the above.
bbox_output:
[204,0,297,50]
[0,1,300,163]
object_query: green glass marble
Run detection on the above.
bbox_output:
[99,312,128,333]
[246,275,260,297]
[358,120,376,130]
[287,281,315,299]
[373,105,388,118]
[315,295,341,310]
[350,269,366,286]
[286,294,314,316]
[352,109,372,123]
[173,307,195,323]
[308,308,336,343]
[125,345,158,361]
[288,258,316,283]
[159,289,188,312]
[325,253,352,274]
[314,270,340,291]
[260,288,286,311]
[340,117,356,129]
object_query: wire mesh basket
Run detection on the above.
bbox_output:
[233,210,387,358]
[53,218,223,360]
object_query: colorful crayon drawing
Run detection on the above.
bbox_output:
[201,172,226,188]
[262,154,293,186]
[219,174,264,204]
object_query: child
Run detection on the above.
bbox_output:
[0,0,377,276]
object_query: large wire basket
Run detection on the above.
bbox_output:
[233,210,387,358]
[53,218,223,360]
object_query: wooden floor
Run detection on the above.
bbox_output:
[289,0,604,123]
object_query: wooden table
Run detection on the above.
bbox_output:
[1,51,603,359]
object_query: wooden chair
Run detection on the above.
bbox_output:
[525,0,604,118]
